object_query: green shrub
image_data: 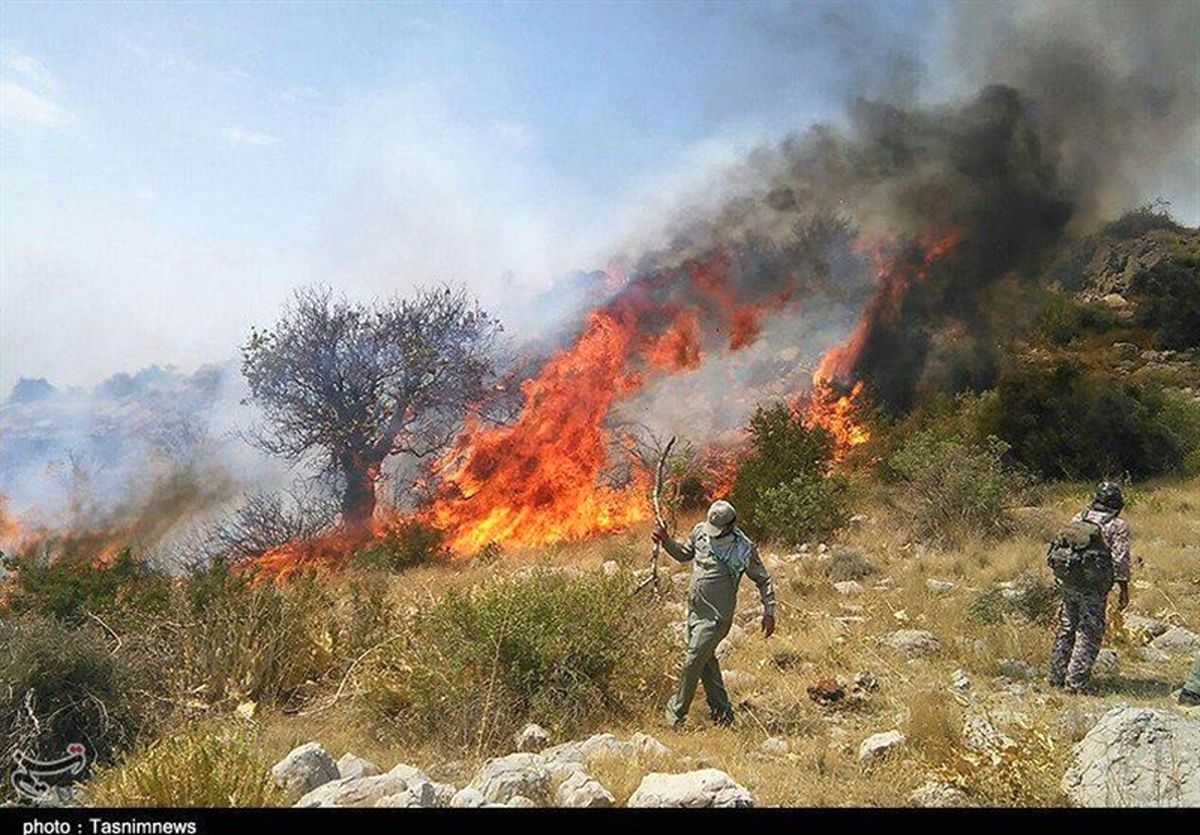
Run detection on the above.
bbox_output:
[968,578,1060,627]
[755,476,850,546]
[891,430,1024,545]
[979,359,1200,480]
[361,571,671,753]
[1100,201,1181,240]
[88,726,283,807]
[351,520,448,571]
[1034,296,1119,346]
[1130,257,1200,350]
[730,402,841,539]
[6,546,170,625]
[0,615,153,797]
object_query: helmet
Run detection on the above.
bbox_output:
[1093,481,1124,511]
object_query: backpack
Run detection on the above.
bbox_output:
[1046,510,1115,595]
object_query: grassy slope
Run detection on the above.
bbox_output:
[248,476,1199,807]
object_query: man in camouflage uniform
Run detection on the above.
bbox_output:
[1049,482,1132,694]
[1178,652,1200,707]
[653,500,775,726]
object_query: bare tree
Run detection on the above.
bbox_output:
[241,285,503,530]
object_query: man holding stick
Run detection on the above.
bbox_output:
[653,500,776,727]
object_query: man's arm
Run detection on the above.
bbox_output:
[1109,519,1132,609]
[655,525,696,563]
[744,544,776,636]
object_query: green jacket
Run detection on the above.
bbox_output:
[662,523,776,622]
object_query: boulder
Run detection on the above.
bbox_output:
[1150,626,1200,654]
[514,723,551,753]
[858,730,906,761]
[909,780,971,808]
[627,769,754,808]
[555,770,616,808]
[1093,648,1120,678]
[468,753,551,804]
[272,742,339,795]
[1136,646,1172,664]
[1123,614,1169,640]
[294,763,451,808]
[506,795,538,807]
[629,732,671,759]
[962,715,1015,755]
[878,630,941,658]
[335,753,380,781]
[450,787,486,808]
[1062,705,1200,807]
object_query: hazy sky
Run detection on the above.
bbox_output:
[0,1,1194,394]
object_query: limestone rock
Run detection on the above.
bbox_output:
[272,742,339,795]
[833,580,863,596]
[601,560,619,577]
[858,730,906,761]
[1150,626,1200,654]
[336,753,380,781]
[293,764,451,808]
[555,770,616,808]
[627,769,754,808]
[878,630,941,658]
[1124,613,1169,640]
[468,753,551,805]
[909,780,971,807]
[450,787,486,808]
[514,723,551,753]
[926,579,956,594]
[759,737,789,757]
[1093,648,1120,678]
[1062,705,1200,807]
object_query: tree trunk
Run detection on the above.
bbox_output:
[340,457,378,535]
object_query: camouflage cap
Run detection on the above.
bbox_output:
[703,500,738,537]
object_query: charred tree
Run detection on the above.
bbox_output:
[240,285,503,532]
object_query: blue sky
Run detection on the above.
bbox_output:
[0,1,1192,393]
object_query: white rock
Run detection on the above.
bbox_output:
[962,715,1015,755]
[759,737,789,757]
[1062,705,1200,807]
[629,732,672,759]
[336,753,380,781]
[909,780,970,807]
[272,742,339,795]
[468,753,551,804]
[293,764,451,808]
[627,769,754,808]
[450,787,486,808]
[555,770,616,808]
[818,543,829,555]
[1136,646,1171,664]
[950,669,971,691]
[506,795,538,807]
[833,580,863,596]
[1150,626,1200,654]
[926,579,955,594]
[602,560,620,577]
[858,730,906,761]
[878,630,941,658]
[1093,648,1120,678]
[514,723,551,753]
[1123,613,1169,640]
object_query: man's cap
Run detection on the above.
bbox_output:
[1094,481,1124,511]
[702,500,737,537]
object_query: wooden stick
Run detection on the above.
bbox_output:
[632,435,675,598]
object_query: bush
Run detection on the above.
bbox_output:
[351,520,447,571]
[1100,201,1181,240]
[754,476,850,546]
[968,577,1060,627]
[730,402,843,540]
[824,547,878,582]
[979,359,1200,480]
[890,430,1026,545]
[361,571,670,753]
[6,546,171,625]
[0,615,153,797]
[87,727,283,807]
[1131,256,1200,350]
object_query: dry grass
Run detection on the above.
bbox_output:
[186,477,1198,807]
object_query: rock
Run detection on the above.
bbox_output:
[950,669,971,691]
[1062,705,1200,807]
[798,543,810,554]
[336,753,381,780]
[555,770,616,808]
[468,753,551,804]
[272,742,340,795]
[1102,292,1129,308]
[1123,614,1169,640]
[1111,342,1140,360]
[832,615,867,631]
[506,795,538,807]
[627,769,754,808]
[878,629,941,658]
[962,715,1015,755]
[450,787,486,808]
[723,669,756,693]
[1093,648,1120,678]
[818,543,829,555]
[514,723,551,753]
[997,658,1038,680]
[925,578,955,594]
[833,580,863,596]
[630,732,671,759]
[1136,645,1171,664]
[909,780,971,808]
[1150,626,1200,654]
[858,730,906,761]
[601,560,619,577]
[294,764,451,808]
[759,737,789,757]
